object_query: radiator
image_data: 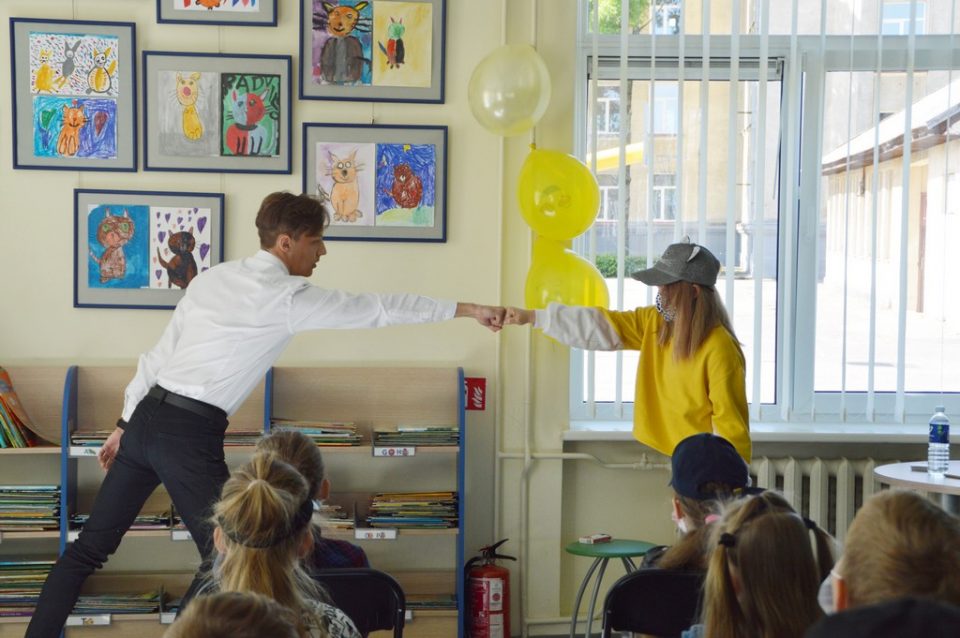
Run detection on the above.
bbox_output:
[748,457,881,543]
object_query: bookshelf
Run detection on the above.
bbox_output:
[0,365,466,638]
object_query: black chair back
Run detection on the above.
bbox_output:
[600,569,705,638]
[312,568,406,638]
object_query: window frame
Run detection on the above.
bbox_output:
[572,21,960,429]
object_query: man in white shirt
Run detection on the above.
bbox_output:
[26,192,505,638]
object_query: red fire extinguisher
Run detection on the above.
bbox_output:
[465,539,516,638]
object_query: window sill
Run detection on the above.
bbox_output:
[564,421,928,444]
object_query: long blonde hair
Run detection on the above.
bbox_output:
[702,492,835,638]
[658,282,743,362]
[842,489,960,607]
[163,591,299,638]
[212,453,326,637]
[256,429,326,497]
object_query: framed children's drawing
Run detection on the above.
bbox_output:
[74,189,225,309]
[157,0,278,26]
[9,18,137,171]
[303,122,447,242]
[299,0,445,103]
[143,51,292,173]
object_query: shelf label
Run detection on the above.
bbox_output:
[170,529,193,542]
[67,530,80,542]
[373,446,416,457]
[160,611,177,625]
[66,614,111,626]
[70,446,100,458]
[354,528,398,540]
[405,609,414,621]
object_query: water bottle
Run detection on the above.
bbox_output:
[928,406,950,477]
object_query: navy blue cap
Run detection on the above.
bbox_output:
[669,433,752,500]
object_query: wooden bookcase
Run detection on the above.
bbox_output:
[0,365,465,638]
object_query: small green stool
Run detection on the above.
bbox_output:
[565,538,656,638]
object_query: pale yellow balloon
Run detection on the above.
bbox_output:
[518,148,600,241]
[468,45,551,137]
[525,238,610,309]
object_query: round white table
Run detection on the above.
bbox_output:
[873,461,960,514]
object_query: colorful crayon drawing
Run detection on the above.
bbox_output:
[157,70,220,157]
[315,143,376,226]
[220,73,281,157]
[374,143,435,227]
[312,0,373,86]
[175,0,260,12]
[372,2,432,87]
[29,32,119,97]
[33,96,117,159]
[87,204,149,289]
[149,207,213,289]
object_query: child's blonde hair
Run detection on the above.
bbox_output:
[702,492,835,638]
[163,591,299,638]
[842,489,960,607]
[658,282,743,362]
[212,453,326,637]
[256,429,326,497]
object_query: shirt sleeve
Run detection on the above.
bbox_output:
[707,342,752,462]
[121,299,187,421]
[288,286,456,333]
[533,303,623,350]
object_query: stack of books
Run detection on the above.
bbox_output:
[71,590,163,615]
[367,491,458,529]
[373,426,459,447]
[70,431,113,448]
[316,502,354,531]
[406,593,458,611]
[71,512,171,532]
[223,430,264,447]
[0,485,60,530]
[0,368,42,448]
[0,559,55,617]
[271,420,362,446]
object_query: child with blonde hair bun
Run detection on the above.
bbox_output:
[210,453,360,638]
[163,591,299,638]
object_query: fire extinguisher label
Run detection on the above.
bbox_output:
[485,578,504,612]
[488,614,504,638]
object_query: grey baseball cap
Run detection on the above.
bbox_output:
[631,241,721,287]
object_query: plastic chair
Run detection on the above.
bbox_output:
[599,569,705,638]
[311,567,406,638]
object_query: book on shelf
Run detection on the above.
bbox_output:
[374,426,459,447]
[0,558,55,617]
[71,589,163,615]
[367,491,458,529]
[315,502,354,530]
[0,367,56,448]
[271,419,362,446]
[0,485,60,530]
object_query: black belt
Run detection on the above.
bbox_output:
[146,386,225,421]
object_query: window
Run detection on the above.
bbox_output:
[594,86,621,135]
[653,1,681,35]
[881,1,926,36]
[576,0,959,427]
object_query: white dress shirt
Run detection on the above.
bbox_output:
[121,250,456,420]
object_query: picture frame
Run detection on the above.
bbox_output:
[74,189,225,309]
[299,0,446,103]
[9,18,137,172]
[303,122,447,242]
[143,51,292,173]
[157,0,278,26]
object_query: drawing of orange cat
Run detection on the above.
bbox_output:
[327,150,364,223]
[176,72,203,141]
[57,101,87,157]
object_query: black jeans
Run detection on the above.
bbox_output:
[25,394,229,638]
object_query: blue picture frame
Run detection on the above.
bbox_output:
[299,0,446,103]
[142,50,292,174]
[9,18,137,172]
[157,0,278,27]
[303,122,447,242]
[74,189,225,309]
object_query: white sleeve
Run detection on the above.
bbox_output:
[534,303,623,350]
[289,285,456,332]
[121,300,187,421]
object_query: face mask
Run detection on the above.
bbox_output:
[818,571,837,614]
[656,292,676,322]
[671,509,689,535]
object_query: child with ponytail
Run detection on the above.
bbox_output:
[210,453,360,638]
[163,591,299,638]
[684,491,836,638]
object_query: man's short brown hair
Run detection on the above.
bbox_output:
[255,192,330,249]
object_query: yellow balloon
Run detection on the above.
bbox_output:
[518,148,600,241]
[468,45,551,137]
[525,239,610,309]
